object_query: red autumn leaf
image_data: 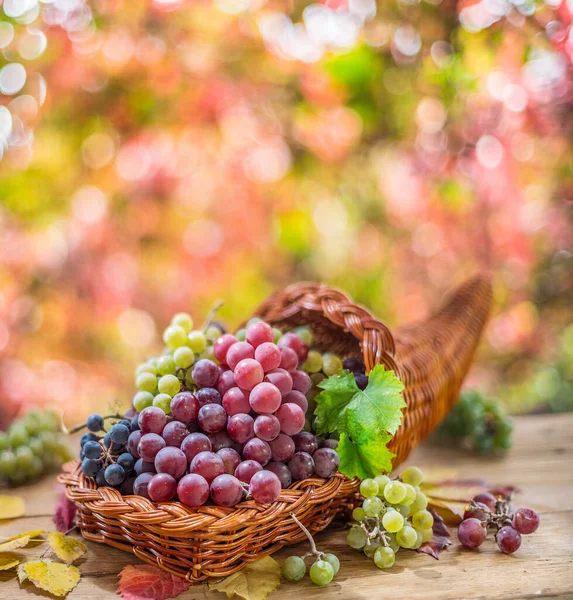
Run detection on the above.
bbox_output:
[417,508,452,560]
[53,493,77,533]
[117,564,191,600]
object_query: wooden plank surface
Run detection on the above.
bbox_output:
[1,413,572,600]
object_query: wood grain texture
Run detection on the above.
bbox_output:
[1,413,572,600]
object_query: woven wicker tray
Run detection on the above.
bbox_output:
[59,274,492,581]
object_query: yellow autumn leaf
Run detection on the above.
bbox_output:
[0,554,20,571]
[0,530,45,552]
[18,559,81,597]
[208,557,281,600]
[48,532,87,565]
[0,495,25,520]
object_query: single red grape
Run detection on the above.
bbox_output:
[512,508,539,535]
[458,518,487,548]
[496,526,521,554]
[177,473,209,508]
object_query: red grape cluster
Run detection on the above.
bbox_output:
[86,320,340,508]
[458,491,539,554]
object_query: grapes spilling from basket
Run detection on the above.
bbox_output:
[346,467,434,569]
[458,491,540,554]
[77,313,350,507]
[0,409,72,486]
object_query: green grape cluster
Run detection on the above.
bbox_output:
[346,467,433,569]
[0,409,72,486]
[438,390,513,454]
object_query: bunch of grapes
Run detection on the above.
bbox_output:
[281,515,340,586]
[458,492,540,554]
[437,390,513,454]
[78,315,342,508]
[0,409,72,486]
[346,467,433,569]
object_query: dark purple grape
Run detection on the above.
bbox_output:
[265,462,292,489]
[117,452,135,472]
[293,432,318,454]
[312,447,339,478]
[321,439,338,450]
[288,452,315,480]
[131,415,140,431]
[496,526,521,554]
[458,518,487,548]
[134,458,156,475]
[343,357,365,374]
[95,468,107,487]
[192,359,220,388]
[354,374,368,390]
[120,477,135,495]
[196,387,222,407]
[512,508,539,535]
[104,464,126,486]
[133,472,154,498]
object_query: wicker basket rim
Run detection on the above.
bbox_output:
[59,461,359,530]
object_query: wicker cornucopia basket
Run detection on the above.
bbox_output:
[59,274,492,582]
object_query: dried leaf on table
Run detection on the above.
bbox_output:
[0,495,25,520]
[17,559,80,597]
[53,494,77,533]
[421,479,517,525]
[0,554,20,571]
[48,532,87,564]
[208,556,281,600]
[417,508,452,559]
[0,530,45,552]
[117,564,191,600]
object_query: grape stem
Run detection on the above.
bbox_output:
[289,513,325,561]
[202,300,224,333]
[67,414,124,435]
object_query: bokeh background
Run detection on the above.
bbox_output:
[0,0,572,425]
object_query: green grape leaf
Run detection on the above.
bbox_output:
[314,370,360,434]
[314,365,406,480]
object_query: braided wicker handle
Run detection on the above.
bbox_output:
[254,274,493,467]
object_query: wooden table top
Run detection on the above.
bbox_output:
[1,413,572,600]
